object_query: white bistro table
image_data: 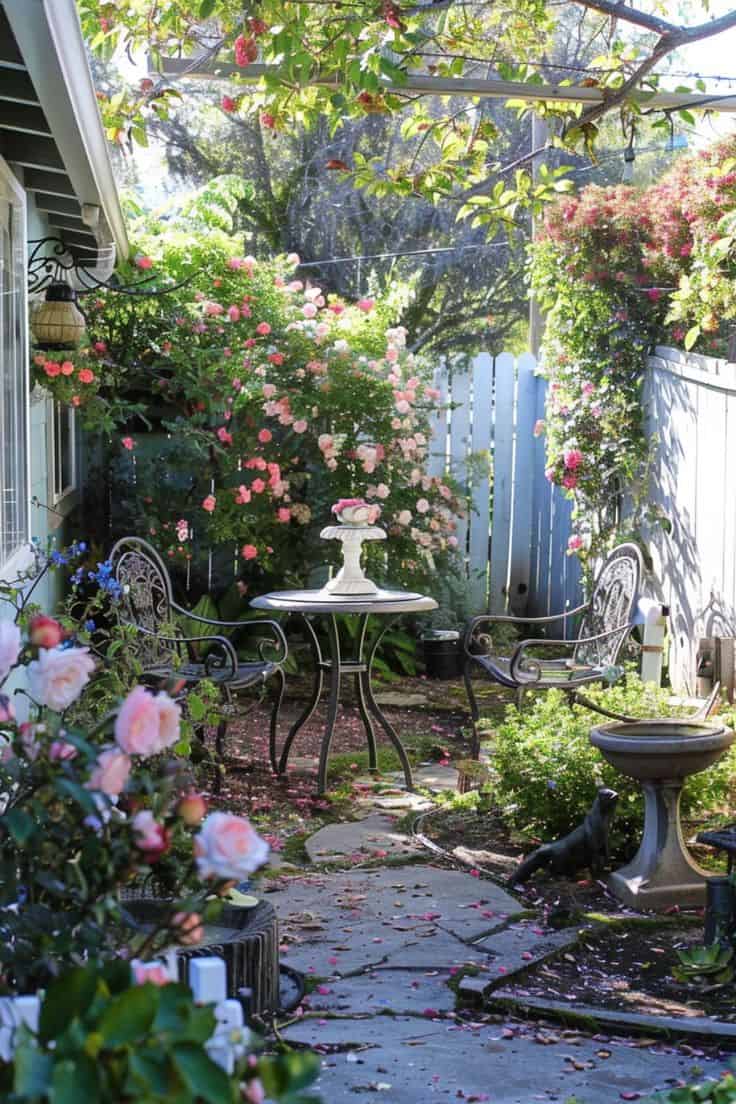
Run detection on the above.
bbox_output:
[250,587,437,794]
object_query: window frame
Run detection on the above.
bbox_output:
[0,155,31,582]
[47,398,78,514]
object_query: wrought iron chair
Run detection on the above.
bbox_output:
[110,537,288,772]
[463,543,646,758]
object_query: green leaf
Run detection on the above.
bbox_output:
[172,1042,232,1103]
[3,808,35,845]
[199,0,216,15]
[258,1051,321,1096]
[51,1056,99,1104]
[684,325,701,351]
[40,966,98,1041]
[187,693,206,722]
[55,778,100,816]
[13,1045,53,1096]
[97,984,157,1047]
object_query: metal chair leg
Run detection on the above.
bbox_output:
[268,667,286,774]
[463,660,482,759]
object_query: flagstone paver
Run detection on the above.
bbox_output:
[304,813,422,863]
[305,968,457,1015]
[282,1013,718,1103]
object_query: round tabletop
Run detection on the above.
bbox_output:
[250,587,438,615]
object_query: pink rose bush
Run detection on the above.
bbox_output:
[44,179,462,598]
[0,600,271,990]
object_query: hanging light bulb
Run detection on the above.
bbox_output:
[622,126,636,183]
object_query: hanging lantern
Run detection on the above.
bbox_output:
[31,282,86,349]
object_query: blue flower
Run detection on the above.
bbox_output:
[84,619,96,632]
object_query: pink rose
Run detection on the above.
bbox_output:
[202,494,216,513]
[357,298,375,312]
[27,646,95,711]
[416,498,430,514]
[262,384,276,399]
[122,437,135,451]
[302,302,318,319]
[258,429,272,443]
[0,621,21,683]
[87,746,131,796]
[563,448,583,471]
[251,478,266,494]
[29,615,63,650]
[194,812,269,879]
[172,911,204,946]
[255,322,271,336]
[286,252,300,266]
[221,95,238,113]
[567,534,584,553]
[293,419,307,433]
[136,255,153,270]
[133,809,171,861]
[227,305,241,322]
[562,474,578,490]
[49,738,78,761]
[241,544,258,561]
[133,961,170,986]
[115,686,181,757]
[375,483,390,499]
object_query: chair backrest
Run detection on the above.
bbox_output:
[573,543,643,668]
[110,537,179,671]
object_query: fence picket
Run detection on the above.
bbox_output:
[508,353,537,614]
[488,353,515,613]
[468,352,493,609]
[448,360,472,564]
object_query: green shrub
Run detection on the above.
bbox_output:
[487,677,736,856]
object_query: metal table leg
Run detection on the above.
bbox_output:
[317,614,342,794]
[362,617,414,791]
[355,614,378,771]
[277,615,324,775]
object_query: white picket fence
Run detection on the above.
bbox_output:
[645,345,736,693]
[428,351,581,618]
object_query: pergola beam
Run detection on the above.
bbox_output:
[154,57,736,113]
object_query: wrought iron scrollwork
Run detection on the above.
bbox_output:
[28,236,201,297]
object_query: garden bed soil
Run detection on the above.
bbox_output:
[497,922,736,1024]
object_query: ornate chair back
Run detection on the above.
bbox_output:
[110,537,179,671]
[573,543,643,669]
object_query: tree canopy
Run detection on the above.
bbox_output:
[79,0,736,236]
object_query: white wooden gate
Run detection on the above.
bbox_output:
[428,351,581,617]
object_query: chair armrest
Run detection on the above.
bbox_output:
[463,603,590,657]
[132,623,239,681]
[170,603,288,664]
[508,623,633,684]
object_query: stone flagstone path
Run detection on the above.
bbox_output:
[265,852,726,1103]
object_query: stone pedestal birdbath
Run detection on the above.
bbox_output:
[589,720,734,910]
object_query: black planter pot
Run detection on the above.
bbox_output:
[421,630,462,679]
[704,876,735,945]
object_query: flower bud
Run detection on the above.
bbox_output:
[177,790,207,827]
[28,614,63,649]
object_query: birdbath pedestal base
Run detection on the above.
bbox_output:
[607,780,709,909]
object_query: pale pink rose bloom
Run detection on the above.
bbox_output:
[416,498,430,514]
[262,383,276,399]
[242,544,258,561]
[386,347,399,363]
[293,419,308,433]
[0,621,21,684]
[302,302,318,319]
[20,722,42,761]
[395,399,410,415]
[326,458,338,471]
[277,508,291,523]
[133,809,167,852]
[172,911,205,946]
[304,287,322,302]
[133,962,170,986]
[204,301,224,316]
[448,535,459,548]
[243,1079,266,1104]
[286,252,300,266]
[287,280,303,293]
[227,305,241,322]
[397,510,412,526]
[195,811,269,880]
[50,739,78,761]
[87,746,131,796]
[115,686,181,757]
[375,483,390,499]
[27,646,95,711]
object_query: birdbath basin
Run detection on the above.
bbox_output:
[589,719,734,910]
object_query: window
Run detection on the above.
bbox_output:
[49,400,77,506]
[0,158,28,573]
